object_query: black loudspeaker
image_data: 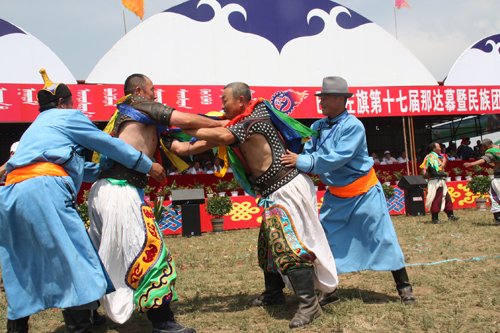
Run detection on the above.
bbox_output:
[398,175,427,190]
[181,203,202,237]
[404,188,426,217]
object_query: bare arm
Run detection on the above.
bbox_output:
[0,161,7,179]
[183,127,237,146]
[170,112,227,130]
[169,139,218,156]
[464,159,486,168]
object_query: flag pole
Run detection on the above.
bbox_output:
[123,7,128,35]
[393,7,398,39]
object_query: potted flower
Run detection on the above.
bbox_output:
[473,164,485,177]
[466,175,491,210]
[205,194,233,232]
[77,190,91,230]
[486,167,495,179]
[214,180,229,196]
[310,175,321,191]
[205,186,215,198]
[444,171,451,182]
[160,180,178,201]
[465,170,474,181]
[227,178,242,196]
[452,167,463,181]
[143,185,156,202]
[189,179,205,189]
[381,183,395,200]
[393,170,404,186]
[382,171,392,186]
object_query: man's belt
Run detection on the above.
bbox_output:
[99,163,149,189]
[6,162,69,185]
[328,168,378,198]
[254,167,299,197]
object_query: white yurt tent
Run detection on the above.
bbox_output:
[0,18,76,84]
[87,0,437,87]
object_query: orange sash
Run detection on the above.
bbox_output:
[328,168,378,198]
[5,163,69,185]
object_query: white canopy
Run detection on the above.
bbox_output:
[445,33,500,86]
[87,0,436,87]
[0,18,76,84]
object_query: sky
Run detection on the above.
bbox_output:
[2,0,500,82]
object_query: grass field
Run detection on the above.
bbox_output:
[1,208,500,332]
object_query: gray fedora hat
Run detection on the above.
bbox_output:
[314,76,354,98]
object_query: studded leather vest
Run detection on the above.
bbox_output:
[227,102,299,197]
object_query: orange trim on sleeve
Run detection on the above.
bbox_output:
[328,167,379,198]
[5,163,69,185]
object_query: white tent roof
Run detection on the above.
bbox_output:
[0,18,76,84]
[445,33,500,86]
[87,0,436,87]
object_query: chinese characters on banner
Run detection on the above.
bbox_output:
[1,84,499,122]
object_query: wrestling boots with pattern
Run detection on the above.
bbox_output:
[317,289,340,307]
[151,321,197,333]
[392,268,417,305]
[61,309,93,333]
[287,268,323,329]
[249,272,286,306]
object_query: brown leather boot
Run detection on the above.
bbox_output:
[287,268,322,328]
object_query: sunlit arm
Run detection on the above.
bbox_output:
[183,127,237,146]
[169,139,217,156]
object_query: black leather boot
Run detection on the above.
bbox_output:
[62,309,93,333]
[494,212,500,225]
[431,212,442,224]
[317,289,340,307]
[249,272,286,306]
[287,268,322,329]
[392,268,417,305]
[7,316,29,333]
[447,212,460,221]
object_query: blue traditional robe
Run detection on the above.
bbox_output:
[0,108,152,320]
[296,110,406,274]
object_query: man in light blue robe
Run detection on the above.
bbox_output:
[282,76,416,305]
[0,71,166,332]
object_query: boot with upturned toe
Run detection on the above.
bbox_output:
[151,320,196,333]
[392,268,417,305]
[317,289,340,307]
[249,272,286,306]
[287,268,323,329]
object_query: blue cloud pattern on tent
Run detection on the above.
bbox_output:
[471,34,500,54]
[0,18,25,38]
[165,0,370,53]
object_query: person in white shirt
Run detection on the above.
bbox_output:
[381,150,397,165]
[213,157,223,172]
[189,161,204,174]
[205,161,214,174]
[397,151,408,164]
[370,152,380,163]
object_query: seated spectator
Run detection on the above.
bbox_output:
[397,151,409,163]
[370,152,380,163]
[188,160,204,174]
[168,164,178,175]
[457,137,473,160]
[205,161,214,174]
[213,157,223,172]
[381,150,397,165]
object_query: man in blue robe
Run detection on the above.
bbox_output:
[282,76,416,305]
[0,70,166,332]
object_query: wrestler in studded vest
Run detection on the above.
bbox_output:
[227,102,300,197]
[98,95,174,188]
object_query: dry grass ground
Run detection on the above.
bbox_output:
[1,208,500,332]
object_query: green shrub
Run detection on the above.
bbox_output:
[205,194,233,218]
